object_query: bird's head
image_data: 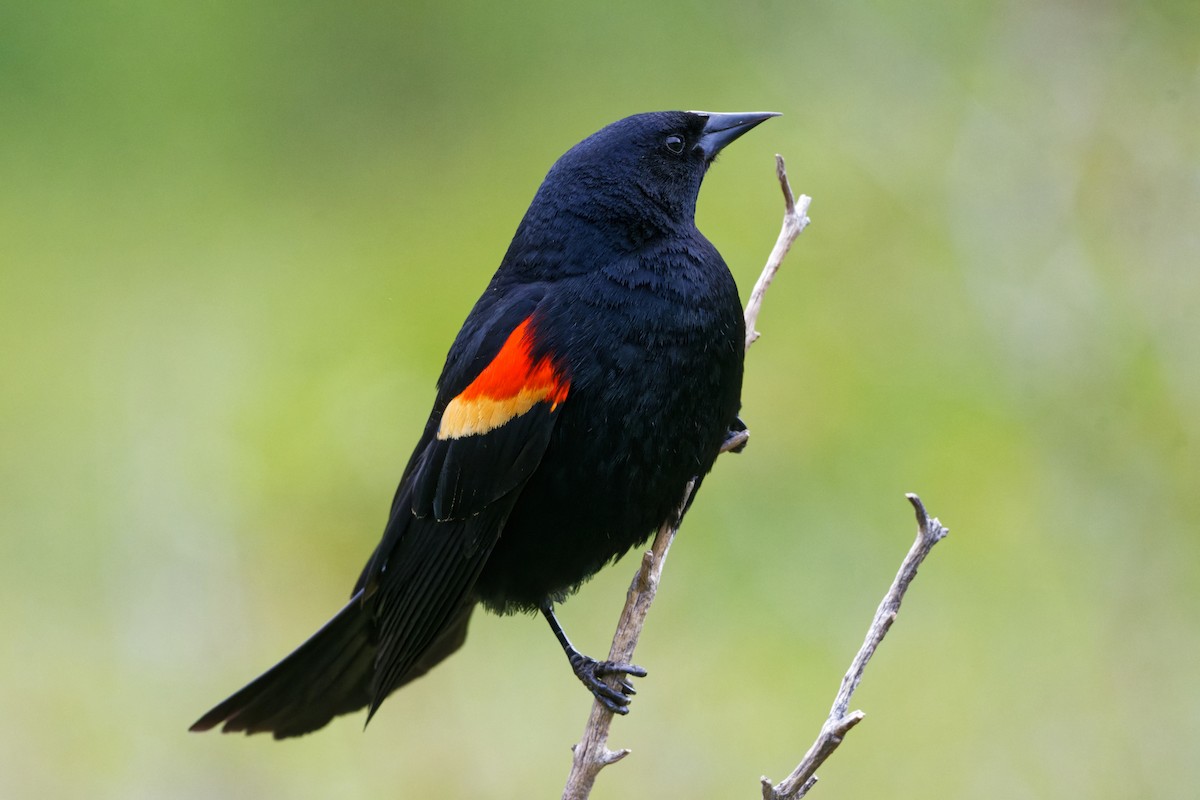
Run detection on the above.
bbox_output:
[534,110,779,241]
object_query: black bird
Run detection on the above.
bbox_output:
[191,110,777,738]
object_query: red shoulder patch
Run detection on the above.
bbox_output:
[437,317,570,440]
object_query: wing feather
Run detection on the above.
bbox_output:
[360,301,572,709]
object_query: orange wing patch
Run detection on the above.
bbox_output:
[437,317,570,440]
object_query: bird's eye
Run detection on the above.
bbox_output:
[664,134,685,154]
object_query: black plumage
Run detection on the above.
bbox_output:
[191,110,777,738]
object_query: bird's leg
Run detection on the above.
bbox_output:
[540,603,647,714]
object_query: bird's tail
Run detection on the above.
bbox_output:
[189,591,376,739]
[190,592,476,739]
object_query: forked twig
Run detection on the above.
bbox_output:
[760,494,949,799]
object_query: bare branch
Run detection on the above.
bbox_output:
[720,428,751,454]
[760,494,950,800]
[560,156,812,799]
[561,482,694,800]
[745,155,812,351]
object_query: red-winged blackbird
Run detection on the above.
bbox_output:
[191,110,777,738]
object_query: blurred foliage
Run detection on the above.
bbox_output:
[2,0,1197,798]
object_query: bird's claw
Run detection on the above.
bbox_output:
[569,654,647,714]
[722,416,748,454]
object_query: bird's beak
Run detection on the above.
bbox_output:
[694,111,780,160]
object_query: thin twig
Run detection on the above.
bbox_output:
[744,155,812,350]
[561,156,811,799]
[760,494,950,800]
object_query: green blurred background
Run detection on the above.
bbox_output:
[3,0,1197,797]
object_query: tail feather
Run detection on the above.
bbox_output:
[190,591,375,739]
[191,592,478,739]
[192,481,501,738]
[366,599,475,723]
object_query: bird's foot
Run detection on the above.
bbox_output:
[569,653,647,714]
[722,416,749,454]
